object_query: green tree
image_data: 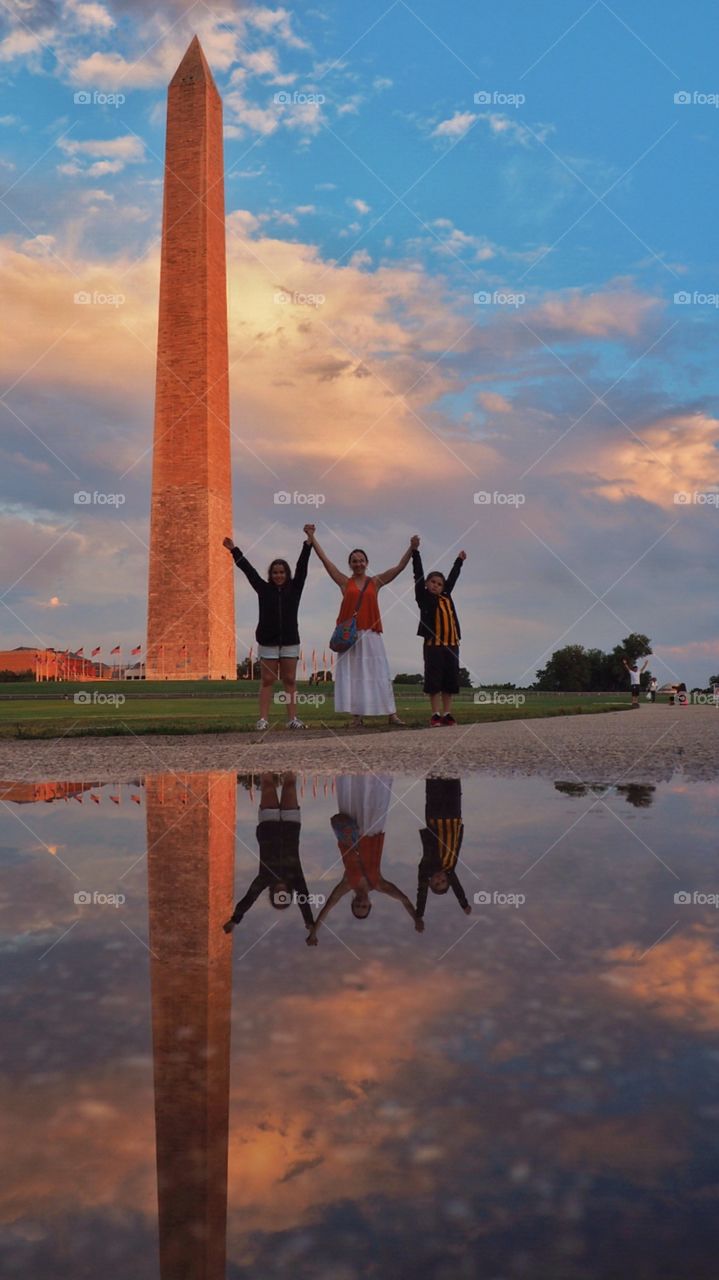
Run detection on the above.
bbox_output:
[458,667,473,688]
[534,645,591,692]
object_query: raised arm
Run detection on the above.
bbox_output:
[222,872,267,931]
[374,535,420,589]
[293,529,313,594]
[448,870,471,914]
[444,551,465,595]
[223,536,264,593]
[307,531,348,589]
[306,877,351,945]
[412,548,426,606]
[377,875,419,922]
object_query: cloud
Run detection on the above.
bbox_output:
[530,286,662,338]
[431,111,477,140]
[477,391,512,413]
[56,134,146,177]
[478,112,554,147]
[430,218,495,262]
[248,5,308,49]
[64,0,115,33]
[58,135,146,161]
[0,26,50,65]
[566,412,719,509]
[348,198,370,215]
[603,931,719,1033]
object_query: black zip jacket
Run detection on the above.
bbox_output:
[229,820,314,927]
[412,549,462,643]
[232,540,311,646]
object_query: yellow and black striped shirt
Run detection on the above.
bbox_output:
[427,816,463,870]
[426,595,459,647]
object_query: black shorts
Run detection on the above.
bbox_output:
[423,644,460,695]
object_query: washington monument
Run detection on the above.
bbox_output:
[146,36,236,680]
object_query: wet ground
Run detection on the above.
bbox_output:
[1,769,718,1278]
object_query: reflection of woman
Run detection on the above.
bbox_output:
[223,525,314,730]
[307,774,420,944]
[307,532,418,727]
[224,773,314,934]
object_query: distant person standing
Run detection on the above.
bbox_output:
[622,656,648,708]
[648,676,658,703]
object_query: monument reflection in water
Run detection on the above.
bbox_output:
[146,773,235,1280]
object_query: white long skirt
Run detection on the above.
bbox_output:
[336,774,393,833]
[334,629,396,715]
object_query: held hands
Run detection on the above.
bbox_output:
[303,523,316,541]
[458,550,467,561]
[410,534,420,551]
[222,536,235,552]
[463,905,472,915]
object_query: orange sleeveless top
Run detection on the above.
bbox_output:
[340,835,385,888]
[337,576,383,633]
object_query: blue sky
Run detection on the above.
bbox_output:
[0,1,717,686]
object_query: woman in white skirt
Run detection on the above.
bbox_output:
[308,532,419,727]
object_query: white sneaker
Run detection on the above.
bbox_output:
[255,718,269,731]
[287,717,305,730]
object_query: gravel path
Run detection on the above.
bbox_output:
[0,707,716,782]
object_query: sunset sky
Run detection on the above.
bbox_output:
[0,0,717,686]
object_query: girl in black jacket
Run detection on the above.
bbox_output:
[223,524,314,730]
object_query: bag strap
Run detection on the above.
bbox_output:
[350,577,371,620]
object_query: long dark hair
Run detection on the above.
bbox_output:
[267,558,292,584]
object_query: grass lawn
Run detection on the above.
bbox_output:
[0,681,633,739]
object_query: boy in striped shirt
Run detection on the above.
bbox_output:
[412,544,466,726]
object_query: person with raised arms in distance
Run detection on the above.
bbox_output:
[622,655,648,709]
[223,525,315,730]
[412,544,466,726]
[306,529,419,728]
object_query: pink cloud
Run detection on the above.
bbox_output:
[530,286,662,338]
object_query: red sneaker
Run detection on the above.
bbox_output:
[430,713,443,727]
[442,713,457,726]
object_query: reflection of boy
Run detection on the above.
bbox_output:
[224,774,314,932]
[416,779,470,919]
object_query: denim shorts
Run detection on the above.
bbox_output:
[257,644,301,660]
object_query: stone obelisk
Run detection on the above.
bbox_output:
[147,36,235,680]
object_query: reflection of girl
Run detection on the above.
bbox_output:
[224,774,314,934]
[307,774,420,944]
[223,526,314,730]
[307,532,418,727]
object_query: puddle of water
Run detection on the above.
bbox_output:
[1,771,718,1279]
